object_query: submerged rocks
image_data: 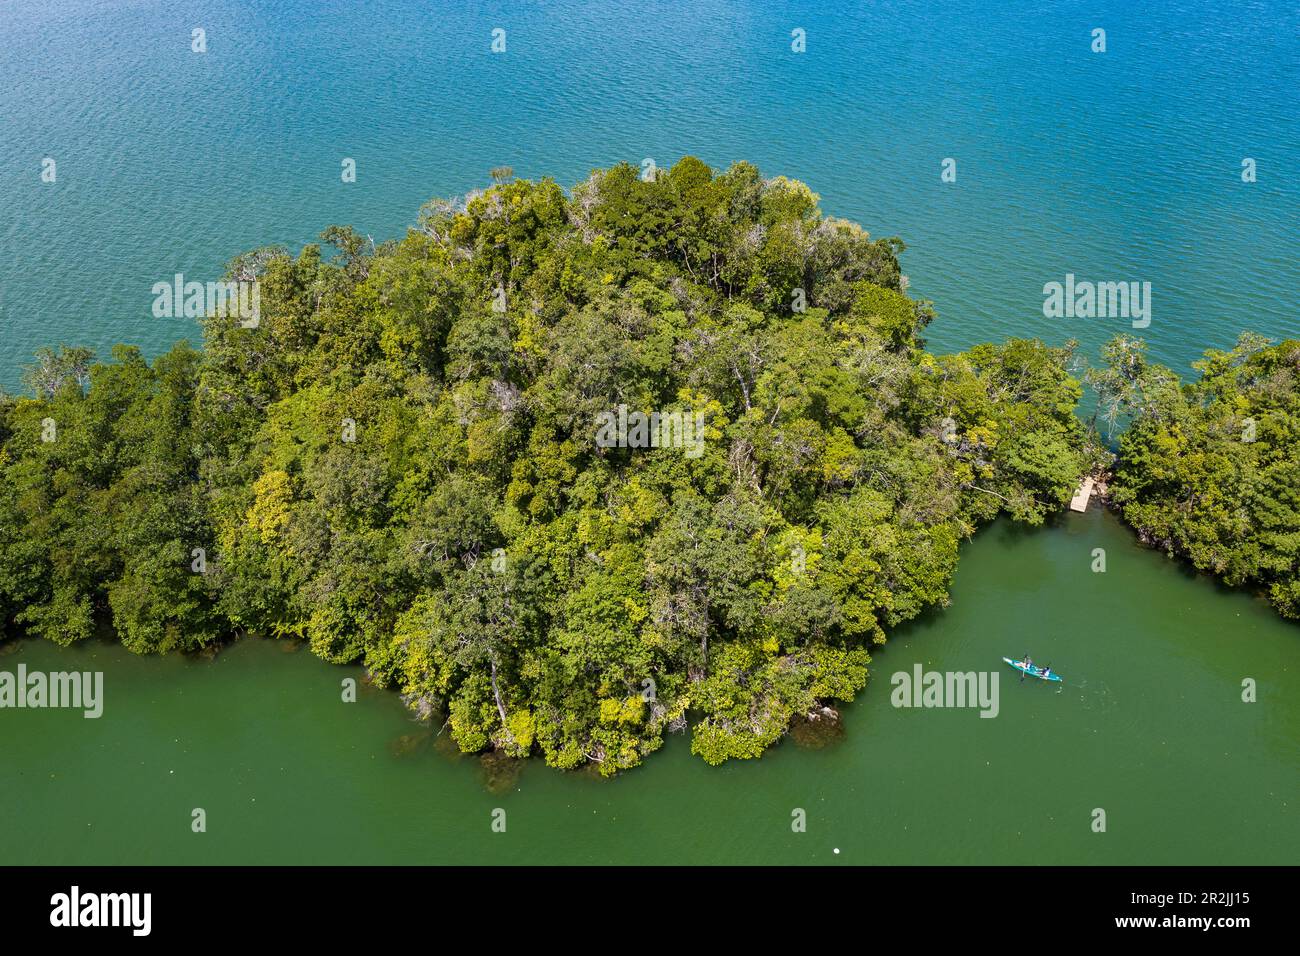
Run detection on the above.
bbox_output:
[479,750,523,793]
[789,705,845,750]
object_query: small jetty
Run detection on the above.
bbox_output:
[1069,477,1095,513]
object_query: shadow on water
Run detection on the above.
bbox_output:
[196,641,226,662]
[1109,507,1300,621]
[393,712,531,795]
[1165,547,1295,615]
[993,511,1065,544]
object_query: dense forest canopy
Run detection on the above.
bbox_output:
[1099,334,1300,620]
[2,157,1110,770]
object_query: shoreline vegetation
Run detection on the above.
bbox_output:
[1096,334,1300,620]
[0,158,1293,774]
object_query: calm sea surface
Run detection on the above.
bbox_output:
[2,0,1296,385]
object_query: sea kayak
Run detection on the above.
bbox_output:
[1003,657,1063,682]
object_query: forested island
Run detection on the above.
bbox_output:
[0,158,1293,772]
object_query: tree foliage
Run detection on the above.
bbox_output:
[1105,333,1300,619]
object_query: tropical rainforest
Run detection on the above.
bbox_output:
[0,157,1287,772]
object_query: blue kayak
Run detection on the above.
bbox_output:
[1003,657,1063,682]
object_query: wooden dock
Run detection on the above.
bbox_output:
[1069,477,1095,513]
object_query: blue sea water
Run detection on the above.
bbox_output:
[1,0,1296,390]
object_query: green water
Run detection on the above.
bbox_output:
[1,508,1294,865]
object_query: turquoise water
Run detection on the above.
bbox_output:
[2,0,1297,390]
